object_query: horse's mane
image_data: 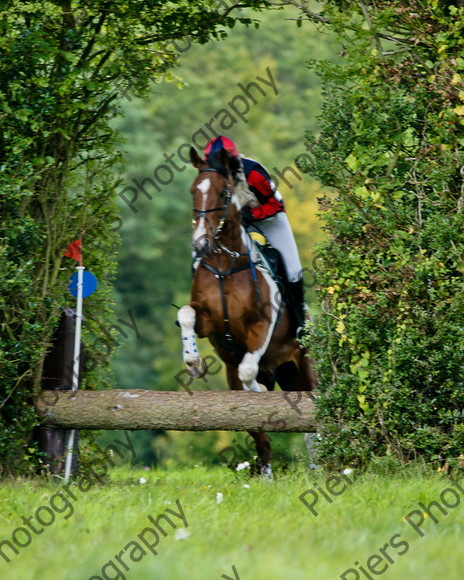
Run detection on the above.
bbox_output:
[233,159,258,209]
[208,150,258,209]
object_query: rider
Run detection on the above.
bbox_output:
[203,135,307,339]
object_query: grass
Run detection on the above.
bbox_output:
[1,462,464,580]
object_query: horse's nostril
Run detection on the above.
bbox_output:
[193,237,212,257]
[193,244,205,258]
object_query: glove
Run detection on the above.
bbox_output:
[241,206,255,227]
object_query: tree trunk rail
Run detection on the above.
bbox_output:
[37,390,317,432]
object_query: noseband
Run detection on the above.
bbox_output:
[192,168,232,242]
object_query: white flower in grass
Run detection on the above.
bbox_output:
[342,468,353,476]
[216,492,223,504]
[139,477,147,484]
[243,484,250,489]
[236,461,250,471]
[174,528,190,541]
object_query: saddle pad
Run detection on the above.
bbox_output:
[253,241,289,302]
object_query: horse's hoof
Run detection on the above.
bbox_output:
[242,380,266,392]
[261,464,272,481]
[185,357,207,378]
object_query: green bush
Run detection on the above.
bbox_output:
[298,1,464,468]
[0,0,267,475]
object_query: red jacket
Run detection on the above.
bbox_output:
[242,157,285,221]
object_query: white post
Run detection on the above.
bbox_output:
[64,265,85,481]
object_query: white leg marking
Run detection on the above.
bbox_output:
[239,266,281,391]
[178,305,205,377]
[238,352,259,383]
[261,464,273,481]
[242,381,267,392]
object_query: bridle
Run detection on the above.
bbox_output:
[190,166,261,352]
[192,167,232,247]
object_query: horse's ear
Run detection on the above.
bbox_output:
[190,146,204,168]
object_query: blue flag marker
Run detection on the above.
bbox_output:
[68,270,98,298]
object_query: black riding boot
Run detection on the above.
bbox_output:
[288,279,307,340]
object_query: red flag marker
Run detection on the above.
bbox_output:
[64,239,82,265]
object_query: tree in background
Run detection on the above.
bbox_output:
[111,6,331,393]
[296,1,464,467]
[107,6,332,466]
[0,0,269,474]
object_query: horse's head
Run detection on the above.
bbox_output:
[189,146,236,257]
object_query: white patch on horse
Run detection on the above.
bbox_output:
[193,178,211,247]
[238,265,281,390]
[197,178,211,195]
[178,305,199,365]
[261,464,273,480]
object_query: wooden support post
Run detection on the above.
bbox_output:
[39,308,83,474]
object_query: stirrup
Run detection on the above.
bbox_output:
[296,325,306,343]
[295,304,309,341]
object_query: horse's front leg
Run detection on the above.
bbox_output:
[238,352,264,392]
[177,304,207,378]
[238,276,281,392]
[238,318,274,393]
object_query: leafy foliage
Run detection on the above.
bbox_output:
[0,0,270,474]
[298,1,464,468]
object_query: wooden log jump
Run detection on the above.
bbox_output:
[37,390,317,432]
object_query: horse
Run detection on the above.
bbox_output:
[177,146,317,476]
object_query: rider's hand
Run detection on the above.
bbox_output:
[241,206,254,227]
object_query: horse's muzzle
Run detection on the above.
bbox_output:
[192,237,213,257]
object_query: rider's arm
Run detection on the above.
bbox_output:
[246,169,284,222]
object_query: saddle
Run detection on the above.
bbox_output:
[253,241,290,305]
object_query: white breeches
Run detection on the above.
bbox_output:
[248,212,303,283]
